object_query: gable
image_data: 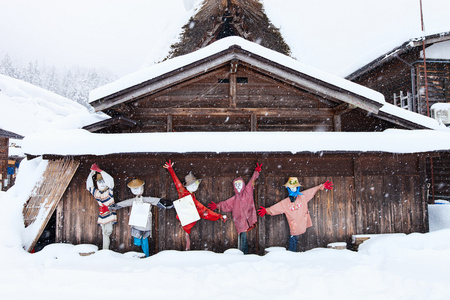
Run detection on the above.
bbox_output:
[110,63,344,132]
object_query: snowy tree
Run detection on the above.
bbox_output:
[0,53,116,109]
[0,54,19,78]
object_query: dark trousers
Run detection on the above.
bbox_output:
[238,232,248,254]
[288,235,299,252]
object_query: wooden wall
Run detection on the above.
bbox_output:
[427,153,450,200]
[122,65,337,133]
[351,51,418,107]
[415,61,450,115]
[53,152,428,255]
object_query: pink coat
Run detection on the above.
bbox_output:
[266,185,322,236]
[217,170,260,234]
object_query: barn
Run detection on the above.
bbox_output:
[21,36,449,255]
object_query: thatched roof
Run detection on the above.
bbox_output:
[168,0,290,58]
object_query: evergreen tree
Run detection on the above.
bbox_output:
[0,52,116,109]
[0,54,19,78]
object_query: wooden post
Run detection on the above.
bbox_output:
[167,115,173,132]
[251,112,257,131]
[353,157,363,233]
[229,60,238,108]
[333,115,341,132]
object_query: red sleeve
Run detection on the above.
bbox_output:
[245,170,260,192]
[217,196,236,212]
[167,167,189,198]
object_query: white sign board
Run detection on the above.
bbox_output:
[128,201,151,228]
[173,194,200,226]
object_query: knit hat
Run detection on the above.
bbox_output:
[184,172,202,186]
[127,178,145,188]
[283,177,301,189]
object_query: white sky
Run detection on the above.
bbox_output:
[0,0,199,77]
[1,0,450,78]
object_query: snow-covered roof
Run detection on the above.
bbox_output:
[346,31,450,80]
[22,128,450,157]
[89,36,385,105]
[0,74,107,137]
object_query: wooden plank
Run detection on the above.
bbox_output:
[23,158,80,251]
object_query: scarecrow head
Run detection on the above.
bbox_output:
[283,177,302,200]
[127,178,145,196]
[184,172,201,192]
[233,178,244,193]
[95,173,108,192]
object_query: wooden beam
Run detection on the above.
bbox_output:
[133,107,335,117]
[333,103,357,115]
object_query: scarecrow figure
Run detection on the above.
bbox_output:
[163,160,226,250]
[86,163,117,250]
[110,178,173,257]
[208,163,262,254]
[258,177,333,252]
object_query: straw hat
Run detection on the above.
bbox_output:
[184,172,202,186]
[283,177,301,189]
[127,178,145,188]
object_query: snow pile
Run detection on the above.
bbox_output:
[421,40,450,60]
[429,200,450,232]
[0,74,107,137]
[21,129,450,156]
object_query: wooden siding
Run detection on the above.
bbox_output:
[415,61,450,115]
[53,152,428,255]
[428,153,450,199]
[117,65,370,133]
[350,50,418,109]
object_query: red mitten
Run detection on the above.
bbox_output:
[255,163,263,172]
[99,204,109,214]
[91,163,102,173]
[208,201,217,210]
[324,180,334,190]
[163,159,174,170]
[257,206,267,217]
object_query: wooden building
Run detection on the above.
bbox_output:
[23,37,445,255]
[347,31,450,201]
[0,128,23,191]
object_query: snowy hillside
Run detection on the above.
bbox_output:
[0,74,107,137]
